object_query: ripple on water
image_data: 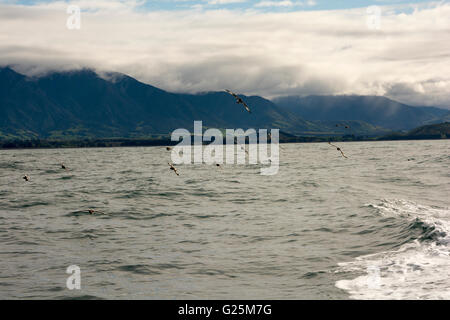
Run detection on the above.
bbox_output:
[1,141,449,299]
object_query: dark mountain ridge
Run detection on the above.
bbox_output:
[0,67,320,139]
[1,67,448,140]
[272,95,448,130]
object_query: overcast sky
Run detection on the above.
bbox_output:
[1,0,449,108]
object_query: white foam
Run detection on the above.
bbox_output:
[336,199,450,300]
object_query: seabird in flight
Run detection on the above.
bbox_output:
[225,89,251,113]
[23,175,30,182]
[87,209,105,215]
[168,163,180,176]
[329,142,348,158]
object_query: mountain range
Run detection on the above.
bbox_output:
[1,67,449,140]
[272,95,449,131]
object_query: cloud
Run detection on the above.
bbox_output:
[17,0,146,12]
[208,0,247,5]
[254,0,316,8]
[383,78,450,108]
[255,1,296,7]
[0,1,449,108]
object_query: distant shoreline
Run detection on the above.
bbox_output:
[0,135,448,150]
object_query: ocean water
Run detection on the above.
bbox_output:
[0,140,449,300]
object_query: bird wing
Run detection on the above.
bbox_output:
[340,150,348,158]
[328,142,339,149]
[169,163,179,175]
[328,141,338,148]
[242,102,251,113]
[225,89,237,97]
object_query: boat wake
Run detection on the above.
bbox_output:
[335,199,450,300]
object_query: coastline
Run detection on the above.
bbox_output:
[0,134,447,150]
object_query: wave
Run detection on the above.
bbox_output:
[335,199,450,300]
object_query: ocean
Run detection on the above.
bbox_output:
[0,140,449,299]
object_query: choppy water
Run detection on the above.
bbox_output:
[0,140,449,299]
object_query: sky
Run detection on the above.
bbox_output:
[1,0,449,108]
[4,0,437,11]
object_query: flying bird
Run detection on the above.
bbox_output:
[225,89,251,113]
[329,142,348,158]
[168,163,180,176]
[23,175,30,182]
[87,209,105,215]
